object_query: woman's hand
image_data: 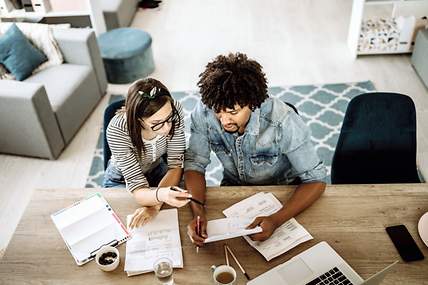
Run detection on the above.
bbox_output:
[129,205,161,229]
[157,187,192,207]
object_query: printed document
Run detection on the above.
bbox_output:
[204,217,262,243]
[124,208,183,276]
[223,192,312,261]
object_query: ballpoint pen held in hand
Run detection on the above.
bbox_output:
[170,186,205,206]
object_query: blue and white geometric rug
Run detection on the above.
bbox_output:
[85,80,375,188]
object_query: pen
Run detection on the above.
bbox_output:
[196,215,201,254]
[226,245,250,280]
[170,186,205,206]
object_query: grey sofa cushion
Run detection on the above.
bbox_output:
[25,64,101,143]
[25,64,92,111]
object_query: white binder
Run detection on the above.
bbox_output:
[51,193,130,266]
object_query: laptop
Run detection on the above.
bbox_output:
[248,242,398,285]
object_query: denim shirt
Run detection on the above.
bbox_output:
[184,97,327,185]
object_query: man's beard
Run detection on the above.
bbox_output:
[223,124,239,133]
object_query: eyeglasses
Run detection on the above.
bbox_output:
[146,108,179,131]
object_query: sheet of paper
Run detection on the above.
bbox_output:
[124,209,183,276]
[223,192,313,261]
[204,217,262,243]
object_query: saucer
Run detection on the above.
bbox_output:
[418,212,428,248]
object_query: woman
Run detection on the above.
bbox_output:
[104,78,191,227]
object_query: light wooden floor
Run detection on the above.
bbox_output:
[1,0,427,256]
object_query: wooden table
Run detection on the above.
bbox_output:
[1,184,428,284]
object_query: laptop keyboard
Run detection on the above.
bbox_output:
[305,267,353,285]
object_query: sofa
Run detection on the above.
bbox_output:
[0,28,107,159]
[102,0,139,31]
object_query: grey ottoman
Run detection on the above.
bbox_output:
[411,29,428,88]
[98,28,155,84]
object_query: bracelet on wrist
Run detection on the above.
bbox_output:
[155,187,161,203]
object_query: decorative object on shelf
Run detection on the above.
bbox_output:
[21,0,33,12]
[358,18,399,53]
[9,0,22,9]
[31,0,50,13]
[358,16,416,54]
[0,0,14,13]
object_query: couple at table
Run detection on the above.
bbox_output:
[103,52,327,245]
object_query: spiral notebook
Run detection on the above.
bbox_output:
[51,193,130,266]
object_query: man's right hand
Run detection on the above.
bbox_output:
[187,214,208,247]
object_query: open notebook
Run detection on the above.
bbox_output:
[51,193,130,266]
[124,208,183,277]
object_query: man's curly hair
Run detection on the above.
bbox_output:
[198,53,268,112]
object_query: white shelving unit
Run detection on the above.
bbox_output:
[347,0,428,58]
[0,10,91,18]
[0,0,106,35]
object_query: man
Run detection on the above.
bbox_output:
[184,53,326,246]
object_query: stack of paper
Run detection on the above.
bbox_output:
[223,192,312,261]
[124,209,183,276]
[204,217,262,243]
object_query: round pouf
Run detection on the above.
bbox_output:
[98,28,155,84]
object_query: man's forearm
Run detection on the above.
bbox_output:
[270,182,326,227]
[184,170,207,216]
[158,167,183,187]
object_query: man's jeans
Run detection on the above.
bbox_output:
[103,159,168,188]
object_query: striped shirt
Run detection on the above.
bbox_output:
[106,100,185,192]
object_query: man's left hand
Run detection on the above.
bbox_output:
[246,216,278,241]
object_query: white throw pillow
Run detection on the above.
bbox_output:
[0,22,65,74]
[0,64,15,80]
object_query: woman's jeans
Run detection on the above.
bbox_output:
[103,159,168,188]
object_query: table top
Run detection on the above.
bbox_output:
[1,184,428,284]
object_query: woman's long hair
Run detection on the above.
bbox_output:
[123,78,179,160]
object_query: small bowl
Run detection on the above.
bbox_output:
[95,245,120,272]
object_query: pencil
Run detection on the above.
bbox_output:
[226,245,250,280]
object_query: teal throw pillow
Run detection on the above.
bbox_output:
[0,24,47,81]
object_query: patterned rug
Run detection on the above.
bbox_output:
[85,81,376,187]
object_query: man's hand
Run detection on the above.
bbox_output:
[129,205,161,229]
[247,216,278,241]
[187,215,208,247]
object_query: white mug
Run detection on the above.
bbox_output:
[211,265,237,285]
